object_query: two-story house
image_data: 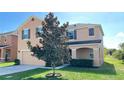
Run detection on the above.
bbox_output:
[17,16,104,67]
[0,31,17,62]
[66,24,104,67]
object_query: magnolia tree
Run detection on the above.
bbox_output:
[27,13,71,77]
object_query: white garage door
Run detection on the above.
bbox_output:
[22,51,45,66]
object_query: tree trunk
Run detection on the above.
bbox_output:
[52,62,56,77]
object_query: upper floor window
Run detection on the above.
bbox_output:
[67,30,77,39]
[89,28,94,36]
[22,28,30,39]
[36,27,43,38]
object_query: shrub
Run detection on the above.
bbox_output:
[113,50,124,61]
[70,59,93,67]
[113,42,124,62]
[14,59,20,65]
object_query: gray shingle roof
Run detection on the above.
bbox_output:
[0,30,17,36]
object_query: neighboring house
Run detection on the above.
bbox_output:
[17,16,104,67]
[0,31,17,62]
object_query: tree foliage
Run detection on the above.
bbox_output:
[112,42,124,62]
[104,48,108,57]
[27,13,71,75]
[108,49,116,56]
[119,43,124,51]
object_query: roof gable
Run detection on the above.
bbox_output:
[17,16,43,30]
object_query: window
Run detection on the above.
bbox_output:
[22,28,30,39]
[89,28,94,36]
[89,49,94,58]
[36,27,43,37]
[67,30,77,39]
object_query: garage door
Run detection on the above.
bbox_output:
[22,51,45,66]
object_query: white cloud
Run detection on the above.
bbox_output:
[104,32,124,49]
[104,37,119,49]
[116,32,124,37]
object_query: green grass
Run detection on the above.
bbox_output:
[0,56,124,80]
[0,62,15,67]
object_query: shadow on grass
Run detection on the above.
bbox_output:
[0,68,50,80]
[60,61,116,75]
[0,68,68,80]
[25,76,68,80]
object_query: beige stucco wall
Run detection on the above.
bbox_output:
[68,25,103,42]
[9,35,18,61]
[17,17,45,66]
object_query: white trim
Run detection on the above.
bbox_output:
[71,49,77,59]
[20,50,30,52]
[69,43,99,47]
[37,26,42,28]
[22,39,30,41]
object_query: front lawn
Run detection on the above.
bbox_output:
[0,62,15,67]
[0,56,124,80]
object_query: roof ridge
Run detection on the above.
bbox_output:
[0,30,17,36]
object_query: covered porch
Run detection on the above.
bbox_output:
[0,45,11,62]
[70,45,102,67]
[76,48,93,60]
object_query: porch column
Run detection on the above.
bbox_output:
[1,48,5,61]
[72,49,77,59]
[93,48,100,67]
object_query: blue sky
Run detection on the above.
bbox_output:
[0,12,124,49]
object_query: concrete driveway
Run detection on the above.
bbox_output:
[0,65,41,76]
